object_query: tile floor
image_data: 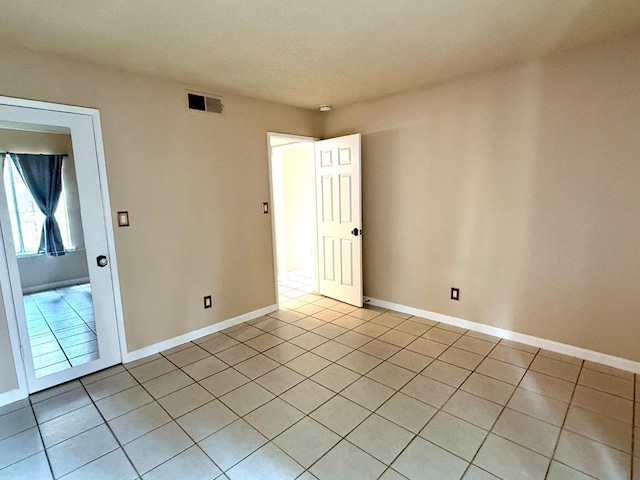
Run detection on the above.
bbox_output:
[24,284,98,377]
[1,291,638,479]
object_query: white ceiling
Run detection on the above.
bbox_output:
[1,1,640,110]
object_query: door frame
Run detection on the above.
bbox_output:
[266,132,318,308]
[0,95,126,398]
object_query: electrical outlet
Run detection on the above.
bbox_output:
[204,295,212,309]
[451,288,459,301]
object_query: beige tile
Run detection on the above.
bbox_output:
[443,390,503,430]
[293,316,325,331]
[129,357,177,383]
[252,317,287,332]
[406,337,449,358]
[0,451,51,480]
[313,323,348,340]
[0,427,43,470]
[158,383,214,418]
[463,465,500,479]
[282,298,305,310]
[354,322,391,338]
[435,323,467,334]
[199,419,267,471]
[48,424,117,477]
[181,355,228,381]
[499,339,539,354]
[520,371,575,402]
[385,310,412,319]
[311,439,386,479]
[555,429,631,480]
[421,411,487,461]
[337,350,383,374]
[583,361,634,381]
[0,407,35,442]
[376,392,437,434]
[142,369,194,399]
[296,303,325,316]
[492,408,560,456]
[219,382,275,416]
[538,349,582,366]
[268,309,306,323]
[244,398,304,439]
[273,417,340,468]
[636,402,639,426]
[396,319,432,336]
[348,414,413,465]
[572,385,634,424]
[579,368,634,400]
[199,368,250,397]
[488,345,535,368]
[109,402,171,444]
[198,335,239,354]
[422,327,462,345]
[342,377,395,411]
[476,357,526,385]
[401,375,456,408]
[165,345,210,367]
[452,336,494,356]
[392,436,469,480]
[0,398,30,415]
[422,360,471,388]
[507,387,568,426]
[546,460,595,480]
[39,404,102,448]
[465,331,500,344]
[387,349,434,372]
[311,340,353,361]
[80,366,126,386]
[254,365,305,395]
[564,405,632,453]
[142,445,221,480]
[332,315,365,329]
[227,443,304,480]
[286,352,331,376]
[312,364,360,392]
[124,422,193,475]
[312,308,343,322]
[263,342,306,363]
[192,331,222,344]
[530,355,581,382]
[84,371,138,401]
[329,303,359,314]
[366,362,416,390]
[216,344,259,366]
[359,339,402,360]
[461,372,516,405]
[310,395,370,436]
[313,297,340,309]
[175,399,237,441]
[371,313,406,328]
[280,379,334,414]
[290,331,329,350]
[234,354,279,380]
[271,324,306,341]
[378,329,417,348]
[334,330,374,348]
[63,448,137,480]
[474,434,549,480]
[32,387,91,423]
[439,347,484,370]
[350,308,383,321]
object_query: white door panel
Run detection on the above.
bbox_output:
[315,134,362,307]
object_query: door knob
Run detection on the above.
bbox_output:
[96,255,108,267]
[351,228,362,237]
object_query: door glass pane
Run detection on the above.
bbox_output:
[0,128,99,378]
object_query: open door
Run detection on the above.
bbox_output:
[314,134,362,307]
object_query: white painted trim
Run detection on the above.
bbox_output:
[366,297,640,374]
[22,277,90,294]
[123,304,277,363]
[0,388,27,407]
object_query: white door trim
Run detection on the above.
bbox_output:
[266,132,318,309]
[0,95,126,400]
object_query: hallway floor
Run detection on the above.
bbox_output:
[0,294,638,479]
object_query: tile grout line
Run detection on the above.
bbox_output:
[29,399,57,480]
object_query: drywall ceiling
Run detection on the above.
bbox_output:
[1,0,639,109]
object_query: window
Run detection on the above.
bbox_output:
[2,154,73,255]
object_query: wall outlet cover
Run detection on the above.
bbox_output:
[204,295,212,309]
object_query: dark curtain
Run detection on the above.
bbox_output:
[9,153,66,256]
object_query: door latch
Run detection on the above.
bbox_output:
[351,228,362,237]
[96,255,108,267]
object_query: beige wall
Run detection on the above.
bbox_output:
[0,43,320,397]
[281,146,314,273]
[324,34,640,362]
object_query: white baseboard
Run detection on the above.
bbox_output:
[22,277,90,294]
[123,304,278,364]
[366,297,640,375]
[0,387,28,409]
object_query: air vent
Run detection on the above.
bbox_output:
[187,92,224,114]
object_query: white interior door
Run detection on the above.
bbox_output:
[0,102,121,393]
[315,134,363,307]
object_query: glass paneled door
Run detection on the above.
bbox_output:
[0,99,122,393]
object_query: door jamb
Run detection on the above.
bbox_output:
[266,132,318,309]
[0,95,127,400]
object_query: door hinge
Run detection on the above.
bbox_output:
[19,345,24,359]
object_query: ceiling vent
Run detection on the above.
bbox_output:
[187,92,224,114]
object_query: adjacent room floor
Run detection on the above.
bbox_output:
[24,284,98,377]
[0,294,637,479]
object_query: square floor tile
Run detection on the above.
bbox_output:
[506,387,568,427]
[234,354,280,379]
[181,355,228,381]
[463,465,500,480]
[312,364,360,392]
[176,399,238,442]
[460,372,516,405]
[571,385,633,424]
[95,385,154,421]
[0,406,35,442]
[290,332,329,350]
[392,436,468,480]
[0,451,52,480]
[158,383,214,418]
[334,331,374,349]
[123,421,193,474]
[371,313,405,329]
[337,350,383,374]
[294,317,325,331]
[488,345,535,368]
[200,368,250,397]
[310,395,370,436]
[286,352,331,377]
[199,419,267,471]
[387,349,433,373]
[529,355,581,383]
[359,339,401,360]
[366,362,415,390]
[405,338,448,358]
[271,324,306,341]
[255,366,305,395]
[423,327,462,345]
[62,448,137,480]
[142,369,195,399]
[422,360,471,388]
[332,315,365,330]
[452,336,494,356]
[395,320,432,336]
[474,434,549,480]
[39,403,103,448]
[442,390,502,430]
[401,375,455,408]
[476,357,526,385]
[519,371,575,403]
[216,344,259,366]
[347,414,413,465]
[313,323,348,339]
[312,341,354,362]
[0,427,43,470]
[274,417,340,468]
[227,443,304,480]
[564,404,632,453]
[109,401,171,444]
[32,387,91,423]
[244,398,304,439]
[142,445,221,480]
[47,424,117,477]
[199,335,240,354]
[342,377,395,411]
[263,342,306,364]
[546,460,595,480]
[420,411,487,461]
[166,345,210,367]
[311,439,386,480]
[280,380,335,414]
[376,392,437,434]
[245,333,285,352]
[129,357,177,383]
[438,347,484,370]
[219,382,275,416]
[492,408,560,456]
[578,368,634,400]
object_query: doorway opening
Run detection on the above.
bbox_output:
[268,134,318,305]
